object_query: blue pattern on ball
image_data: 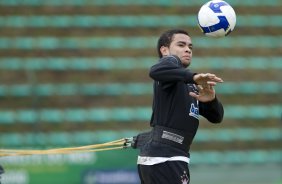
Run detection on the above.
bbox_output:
[208,1,229,13]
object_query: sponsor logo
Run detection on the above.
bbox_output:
[189,103,199,119]
[161,131,184,144]
[180,171,189,184]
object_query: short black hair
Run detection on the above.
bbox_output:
[157,29,190,58]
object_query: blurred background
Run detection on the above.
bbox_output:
[0,0,281,183]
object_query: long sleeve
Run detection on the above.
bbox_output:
[149,55,196,84]
[199,96,224,123]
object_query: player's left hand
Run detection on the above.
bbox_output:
[189,83,216,102]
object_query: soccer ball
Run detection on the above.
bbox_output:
[197,0,236,38]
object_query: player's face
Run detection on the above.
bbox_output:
[161,33,193,68]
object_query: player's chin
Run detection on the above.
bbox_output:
[182,60,191,68]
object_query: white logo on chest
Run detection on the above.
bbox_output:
[189,103,199,119]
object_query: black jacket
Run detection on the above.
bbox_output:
[139,55,224,157]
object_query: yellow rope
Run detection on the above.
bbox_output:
[0,138,128,157]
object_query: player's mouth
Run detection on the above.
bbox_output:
[182,55,191,60]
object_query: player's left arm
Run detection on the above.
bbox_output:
[199,96,224,123]
[190,84,224,123]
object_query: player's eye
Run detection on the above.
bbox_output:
[178,43,185,47]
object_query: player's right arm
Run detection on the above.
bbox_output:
[150,55,223,87]
[149,55,196,84]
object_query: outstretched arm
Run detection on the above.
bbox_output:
[189,74,224,123]
[189,73,223,102]
[150,56,223,87]
[199,97,224,123]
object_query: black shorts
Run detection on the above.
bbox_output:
[138,161,190,184]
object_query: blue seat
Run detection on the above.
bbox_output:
[73,131,95,145]
[80,84,102,96]
[9,85,31,96]
[0,111,15,124]
[48,132,71,146]
[56,84,78,96]
[196,128,281,142]
[15,132,48,147]
[0,133,22,147]
[192,151,221,164]
[16,110,38,124]
[0,86,6,96]
[64,108,87,122]
[39,109,63,123]
[35,84,55,96]
[223,105,279,119]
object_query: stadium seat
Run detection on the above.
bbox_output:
[195,128,281,142]
[48,132,71,146]
[0,111,15,124]
[16,110,38,124]
[0,128,280,147]
[0,106,280,124]
[1,57,281,71]
[0,81,280,97]
[39,109,63,123]
[0,36,281,49]
[0,15,281,28]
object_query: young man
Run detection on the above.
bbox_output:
[135,29,224,184]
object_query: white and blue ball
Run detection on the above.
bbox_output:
[197,0,236,38]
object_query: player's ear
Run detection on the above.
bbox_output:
[160,46,169,57]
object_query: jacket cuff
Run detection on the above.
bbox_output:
[185,71,197,84]
[204,95,219,105]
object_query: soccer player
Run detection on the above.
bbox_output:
[135,29,224,184]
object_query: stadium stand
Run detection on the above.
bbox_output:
[0,57,281,70]
[0,0,281,183]
[0,105,280,124]
[0,82,280,97]
[0,128,280,146]
[0,36,281,49]
[0,16,282,27]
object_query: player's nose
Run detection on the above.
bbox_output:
[185,46,192,53]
